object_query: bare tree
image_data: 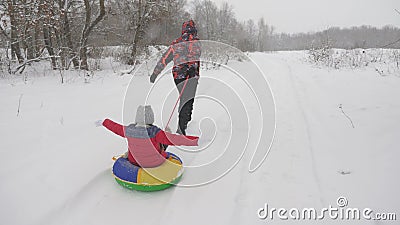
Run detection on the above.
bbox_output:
[217,2,235,44]
[0,2,11,42]
[58,0,79,69]
[192,0,218,40]
[39,0,58,69]
[128,0,169,65]
[79,0,105,70]
[6,0,24,64]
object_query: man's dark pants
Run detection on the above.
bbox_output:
[174,77,198,135]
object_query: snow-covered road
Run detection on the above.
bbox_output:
[0,52,399,225]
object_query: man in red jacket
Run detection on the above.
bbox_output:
[98,105,198,168]
[150,20,201,135]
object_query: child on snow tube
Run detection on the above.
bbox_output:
[98,105,199,168]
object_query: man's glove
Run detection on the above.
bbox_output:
[150,73,157,83]
[165,126,172,133]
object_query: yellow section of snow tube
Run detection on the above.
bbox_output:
[112,152,183,191]
[137,156,182,185]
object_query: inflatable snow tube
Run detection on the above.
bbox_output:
[112,152,183,192]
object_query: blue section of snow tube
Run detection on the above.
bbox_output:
[112,157,139,183]
[167,152,182,164]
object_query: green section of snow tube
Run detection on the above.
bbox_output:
[114,174,182,192]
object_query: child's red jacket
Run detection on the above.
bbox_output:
[103,119,198,167]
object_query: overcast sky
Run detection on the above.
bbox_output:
[210,0,400,33]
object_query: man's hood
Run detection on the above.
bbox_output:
[181,20,197,36]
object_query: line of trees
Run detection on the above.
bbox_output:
[1,0,399,73]
[80,0,400,53]
[272,25,400,51]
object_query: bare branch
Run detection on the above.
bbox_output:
[381,35,400,48]
[339,104,355,128]
[17,94,23,117]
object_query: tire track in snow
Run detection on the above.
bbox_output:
[280,57,326,206]
[34,169,112,225]
[37,169,175,225]
[252,53,327,207]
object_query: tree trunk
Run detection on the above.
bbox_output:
[128,0,145,65]
[64,14,79,69]
[25,26,36,60]
[7,0,24,64]
[0,21,10,41]
[79,47,88,70]
[34,22,41,57]
[79,0,105,70]
[59,0,79,69]
[43,25,57,69]
[129,23,143,65]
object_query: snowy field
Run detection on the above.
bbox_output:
[0,51,399,225]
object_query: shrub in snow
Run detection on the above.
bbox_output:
[308,48,400,77]
[200,42,247,70]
